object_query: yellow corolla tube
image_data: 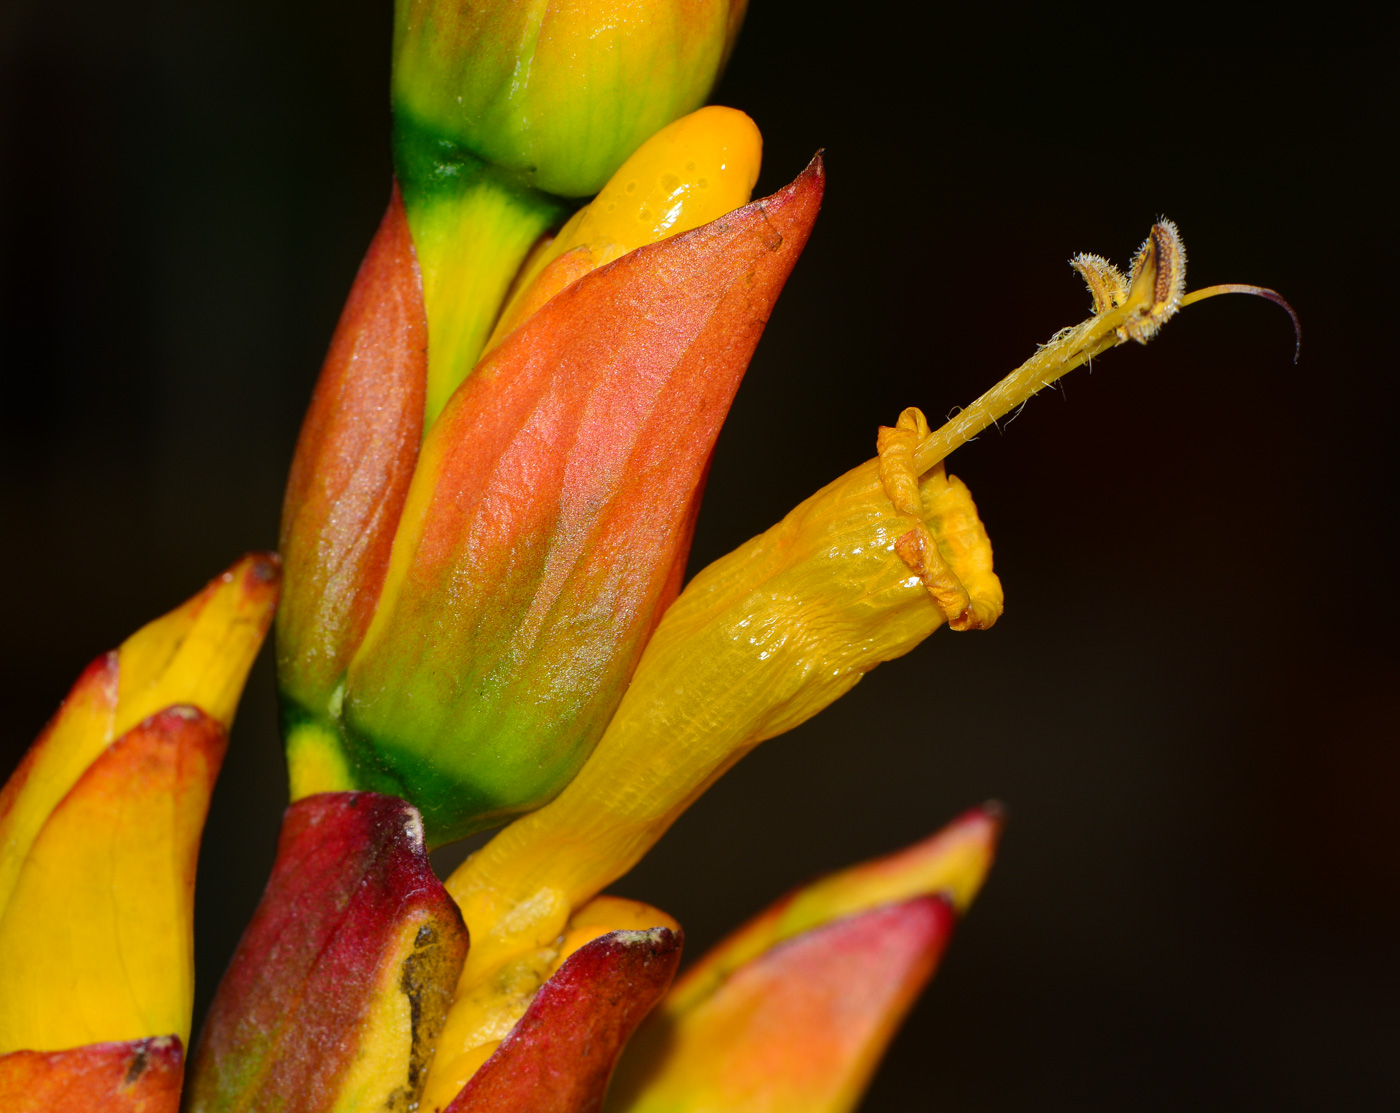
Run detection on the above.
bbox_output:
[421,220,1298,1108]
[421,427,999,1104]
[444,442,1000,938]
[0,553,279,1053]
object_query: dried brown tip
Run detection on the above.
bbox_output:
[1180,283,1302,362]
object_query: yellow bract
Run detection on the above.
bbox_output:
[0,658,116,921]
[113,556,277,738]
[0,554,277,1053]
[0,710,220,1053]
[0,554,275,925]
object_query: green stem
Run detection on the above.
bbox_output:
[395,119,568,429]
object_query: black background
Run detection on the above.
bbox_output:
[2,3,1395,1108]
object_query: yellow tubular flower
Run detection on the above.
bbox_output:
[421,220,1300,1108]
[420,442,997,1106]
[443,451,999,934]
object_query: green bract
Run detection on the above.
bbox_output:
[392,0,747,198]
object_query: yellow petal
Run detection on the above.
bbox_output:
[114,552,280,737]
[0,554,278,925]
[0,707,225,1053]
[0,656,118,921]
[486,105,762,351]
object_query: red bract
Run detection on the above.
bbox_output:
[281,157,826,846]
[186,793,468,1112]
[446,927,682,1113]
[277,186,427,719]
[0,1037,183,1113]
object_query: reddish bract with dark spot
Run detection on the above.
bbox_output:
[446,926,683,1113]
[0,1036,183,1113]
[186,792,467,1113]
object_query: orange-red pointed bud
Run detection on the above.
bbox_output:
[608,809,1001,1112]
[186,793,468,1113]
[0,1036,184,1113]
[0,554,277,1054]
[292,158,822,845]
[610,898,954,1113]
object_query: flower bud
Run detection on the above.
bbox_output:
[615,899,954,1113]
[485,105,762,352]
[393,0,748,198]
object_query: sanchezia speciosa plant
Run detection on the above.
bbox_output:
[0,2,1298,1110]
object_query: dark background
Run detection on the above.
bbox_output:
[2,2,1394,1108]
